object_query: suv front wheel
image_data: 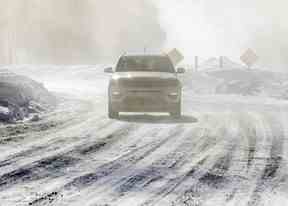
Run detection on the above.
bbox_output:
[170,101,181,118]
[108,99,119,119]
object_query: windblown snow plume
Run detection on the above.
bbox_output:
[152,0,288,70]
[0,0,165,64]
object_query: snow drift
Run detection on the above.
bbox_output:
[0,69,56,122]
[182,57,288,99]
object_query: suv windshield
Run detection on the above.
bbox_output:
[116,56,175,73]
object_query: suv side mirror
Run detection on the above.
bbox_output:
[177,67,185,74]
[104,67,113,73]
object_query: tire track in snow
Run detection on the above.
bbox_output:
[0,96,93,147]
[147,112,241,206]
[189,112,262,206]
[244,113,285,206]
[84,115,222,206]
[205,112,282,206]
[0,97,99,170]
[27,125,184,206]
[0,117,112,176]
[0,122,137,192]
[230,113,276,206]
[1,122,177,205]
[170,112,261,206]
[0,123,143,206]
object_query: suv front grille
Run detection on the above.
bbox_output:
[119,79,178,88]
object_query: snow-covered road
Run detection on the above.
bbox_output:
[0,67,288,206]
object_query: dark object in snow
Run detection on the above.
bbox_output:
[30,115,40,122]
[28,101,48,113]
[0,106,11,122]
[0,100,24,122]
[0,69,56,123]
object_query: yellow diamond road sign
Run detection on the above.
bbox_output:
[164,48,184,66]
[240,49,258,68]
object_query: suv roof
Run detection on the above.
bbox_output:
[116,54,175,73]
[121,52,167,57]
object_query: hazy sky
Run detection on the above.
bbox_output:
[154,0,288,71]
[0,0,165,64]
[1,0,288,71]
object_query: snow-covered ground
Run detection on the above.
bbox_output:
[0,65,288,206]
[183,57,288,100]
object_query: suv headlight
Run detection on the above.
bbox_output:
[112,91,121,97]
[168,92,179,99]
[110,81,122,98]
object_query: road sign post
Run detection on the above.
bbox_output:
[219,56,224,68]
[194,56,198,71]
[165,48,184,66]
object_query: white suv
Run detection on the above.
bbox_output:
[105,53,185,118]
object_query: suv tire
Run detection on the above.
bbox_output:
[108,99,119,119]
[170,101,181,118]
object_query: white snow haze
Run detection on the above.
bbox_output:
[0,0,165,64]
[153,0,288,71]
[1,0,288,71]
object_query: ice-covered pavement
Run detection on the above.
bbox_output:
[0,66,288,206]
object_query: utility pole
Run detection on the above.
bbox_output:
[194,56,198,72]
[219,56,224,69]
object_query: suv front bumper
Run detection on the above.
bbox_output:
[110,90,181,113]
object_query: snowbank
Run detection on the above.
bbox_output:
[0,68,56,122]
[182,56,288,99]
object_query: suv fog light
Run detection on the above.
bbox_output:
[112,91,121,96]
